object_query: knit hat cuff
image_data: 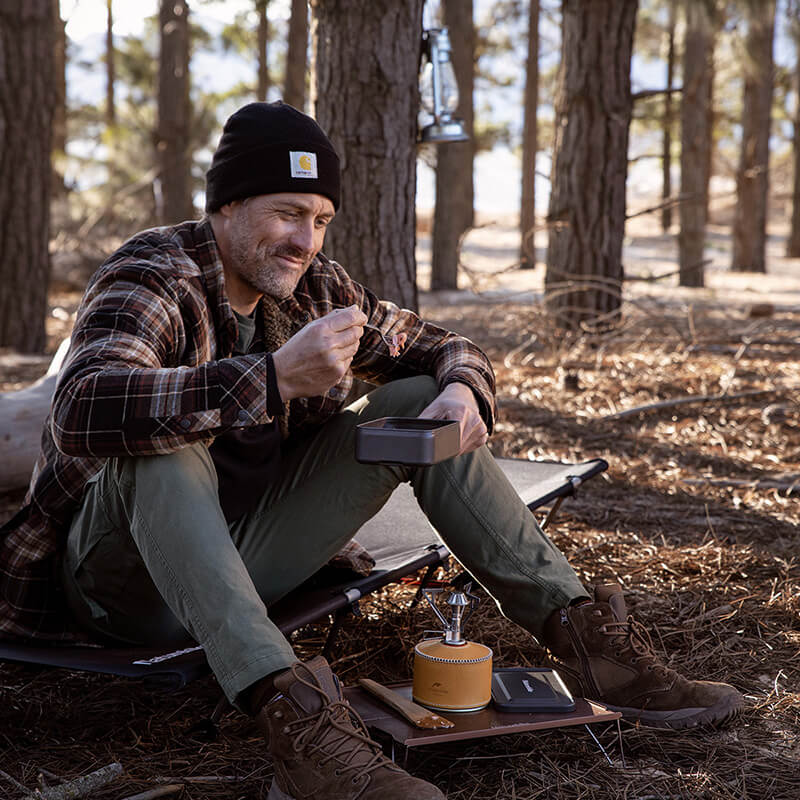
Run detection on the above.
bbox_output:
[205,140,340,212]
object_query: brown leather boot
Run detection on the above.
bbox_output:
[256,656,445,800]
[542,584,744,729]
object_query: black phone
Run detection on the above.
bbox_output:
[491,667,576,713]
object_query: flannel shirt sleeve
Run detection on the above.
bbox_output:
[319,260,497,431]
[50,267,271,458]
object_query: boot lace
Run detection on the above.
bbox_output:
[599,614,672,678]
[281,666,391,782]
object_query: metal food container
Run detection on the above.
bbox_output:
[355,417,460,466]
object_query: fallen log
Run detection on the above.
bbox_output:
[0,373,57,491]
[0,339,69,492]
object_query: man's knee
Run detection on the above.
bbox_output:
[362,375,440,418]
[112,440,218,493]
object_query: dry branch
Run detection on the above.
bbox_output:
[121,785,184,800]
[631,86,683,101]
[0,769,31,795]
[682,477,800,495]
[22,762,123,800]
[155,776,240,784]
[600,388,775,421]
[625,192,692,220]
[625,259,711,283]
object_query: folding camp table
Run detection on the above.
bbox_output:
[0,457,607,686]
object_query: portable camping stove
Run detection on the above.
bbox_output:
[412,582,493,712]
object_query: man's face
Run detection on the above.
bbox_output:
[224,193,335,300]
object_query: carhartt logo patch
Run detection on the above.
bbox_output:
[289,151,318,178]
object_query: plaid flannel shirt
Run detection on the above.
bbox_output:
[0,218,496,641]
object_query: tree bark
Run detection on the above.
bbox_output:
[544,0,637,330]
[0,0,54,353]
[731,0,776,273]
[256,0,270,101]
[311,0,423,311]
[431,0,475,290]
[519,0,540,267]
[678,0,714,287]
[785,6,800,257]
[661,0,676,232]
[106,0,116,126]
[284,0,308,109]
[156,0,193,225]
[704,41,715,223]
[52,0,67,197]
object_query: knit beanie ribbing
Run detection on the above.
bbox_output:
[205,101,341,212]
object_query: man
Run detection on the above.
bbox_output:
[0,102,742,800]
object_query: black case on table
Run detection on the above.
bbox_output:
[491,667,576,713]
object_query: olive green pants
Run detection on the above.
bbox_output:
[61,376,586,704]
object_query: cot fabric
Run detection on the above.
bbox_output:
[0,218,496,640]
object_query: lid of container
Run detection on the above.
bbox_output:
[415,638,492,663]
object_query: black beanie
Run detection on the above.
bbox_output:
[205,101,341,212]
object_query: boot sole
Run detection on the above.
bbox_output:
[266,778,294,800]
[603,692,744,730]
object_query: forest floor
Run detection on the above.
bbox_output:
[1,209,799,799]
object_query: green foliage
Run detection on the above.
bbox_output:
[115,16,158,104]
[635,0,674,64]
[63,0,304,234]
[220,12,257,55]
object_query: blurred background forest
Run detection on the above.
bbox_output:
[2,0,800,349]
[1,1,799,799]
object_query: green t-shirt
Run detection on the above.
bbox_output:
[232,309,257,355]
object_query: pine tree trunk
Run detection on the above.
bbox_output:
[703,49,715,224]
[661,0,675,232]
[106,0,115,126]
[284,0,308,110]
[311,0,423,311]
[788,46,800,257]
[519,0,540,267]
[156,0,193,225]
[544,0,637,330]
[0,0,54,353]
[678,0,714,287]
[52,0,67,197]
[731,0,775,273]
[431,0,475,291]
[256,0,270,101]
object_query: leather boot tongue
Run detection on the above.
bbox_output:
[275,656,342,714]
[594,583,628,622]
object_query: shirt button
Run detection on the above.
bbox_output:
[180,418,191,430]
[237,409,249,421]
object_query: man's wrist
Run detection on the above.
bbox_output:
[444,379,492,430]
[265,354,285,416]
[271,348,296,402]
[443,380,479,406]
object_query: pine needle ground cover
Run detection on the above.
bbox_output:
[1,290,798,800]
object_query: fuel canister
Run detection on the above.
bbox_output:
[412,637,493,712]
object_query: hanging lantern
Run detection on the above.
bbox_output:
[418,27,468,144]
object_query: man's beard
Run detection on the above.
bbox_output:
[229,227,311,300]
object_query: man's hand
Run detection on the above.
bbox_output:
[418,382,488,455]
[273,305,366,401]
